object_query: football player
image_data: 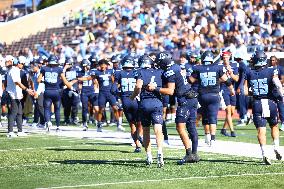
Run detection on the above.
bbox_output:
[189,51,235,147]
[148,52,200,165]
[37,55,73,132]
[131,55,164,167]
[244,50,282,165]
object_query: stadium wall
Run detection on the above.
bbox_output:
[0,0,93,45]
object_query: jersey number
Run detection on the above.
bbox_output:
[45,72,58,84]
[200,72,216,86]
[121,78,136,92]
[250,78,268,95]
[150,76,157,87]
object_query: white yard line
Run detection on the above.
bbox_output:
[36,172,284,189]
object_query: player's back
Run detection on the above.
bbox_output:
[138,68,162,100]
[247,66,276,99]
[193,64,224,94]
[118,69,136,97]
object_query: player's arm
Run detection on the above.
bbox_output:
[146,80,175,95]
[243,80,249,96]
[77,75,93,81]
[220,74,235,96]
[188,76,197,84]
[60,73,72,89]
[228,70,239,82]
[272,75,284,97]
[130,79,143,100]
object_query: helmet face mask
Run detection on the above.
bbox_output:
[81,59,91,67]
[48,55,59,65]
[201,50,214,65]
[138,55,153,69]
[252,50,267,68]
[121,56,135,68]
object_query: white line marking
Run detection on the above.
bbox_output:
[36,172,284,189]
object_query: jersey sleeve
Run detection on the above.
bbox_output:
[115,71,121,84]
[137,70,143,80]
[40,67,45,75]
[218,65,226,78]
[58,67,63,75]
[163,69,175,83]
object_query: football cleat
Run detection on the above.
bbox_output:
[177,153,200,165]
[263,156,272,165]
[205,135,210,146]
[82,122,88,131]
[188,153,200,163]
[231,131,237,137]
[275,150,282,161]
[46,121,52,132]
[246,116,253,125]
[55,127,60,132]
[220,129,230,137]
[138,136,144,147]
[157,154,164,168]
[7,132,17,138]
[134,147,141,153]
[210,140,216,147]
[31,123,38,128]
[17,132,28,137]
[117,125,125,132]
[97,126,103,132]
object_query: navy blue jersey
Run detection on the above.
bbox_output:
[116,69,136,97]
[137,68,162,100]
[192,64,225,94]
[41,66,63,90]
[220,62,239,91]
[163,64,191,97]
[77,69,94,93]
[246,66,278,99]
[94,69,114,93]
[236,61,248,90]
[65,66,80,89]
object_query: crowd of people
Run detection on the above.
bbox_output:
[0,0,283,168]
[0,8,27,22]
[58,0,284,61]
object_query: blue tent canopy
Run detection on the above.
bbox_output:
[12,0,42,8]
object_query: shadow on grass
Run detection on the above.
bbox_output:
[164,157,260,165]
[82,142,132,147]
[47,148,131,153]
[199,159,260,165]
[50,159,145,167]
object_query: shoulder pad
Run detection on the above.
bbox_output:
[164,70,175,78]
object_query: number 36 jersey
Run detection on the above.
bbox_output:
[245,66,278,99]
[115,69,136,97]
[191,64,225,95]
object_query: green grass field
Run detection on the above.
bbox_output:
[0,121,284,189]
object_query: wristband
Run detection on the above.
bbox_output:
[154,87,161,93]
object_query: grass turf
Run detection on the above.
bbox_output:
[0,130,284,189]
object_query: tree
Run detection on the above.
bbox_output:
[37,0,65,10]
